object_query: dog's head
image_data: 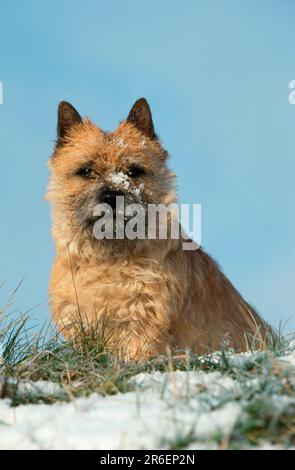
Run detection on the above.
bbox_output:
[47,98,176,254]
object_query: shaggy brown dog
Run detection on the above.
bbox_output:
[47,98,269,359]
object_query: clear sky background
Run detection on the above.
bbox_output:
[0,0,294,332]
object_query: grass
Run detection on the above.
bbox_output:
[225,357,295,448]
[1,305,295,448]
[0,312,135,405]
[229,398,295,448]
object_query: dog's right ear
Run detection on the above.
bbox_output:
[57,101,82,146]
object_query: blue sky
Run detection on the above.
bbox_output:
[0,0,294,332]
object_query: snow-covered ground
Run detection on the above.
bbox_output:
[1,351,295,450]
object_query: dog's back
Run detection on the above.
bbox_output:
[164,245,269,354]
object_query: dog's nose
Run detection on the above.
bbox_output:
[99,188,125,210]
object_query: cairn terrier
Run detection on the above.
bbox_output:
[47,98,268,359]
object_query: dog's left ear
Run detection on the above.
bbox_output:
[127,98,156,139]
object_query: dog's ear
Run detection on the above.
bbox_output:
[127,98,156,139]
[57,101,82,146]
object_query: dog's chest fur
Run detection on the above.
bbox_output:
[49,246,188,354]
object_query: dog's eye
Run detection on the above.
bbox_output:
[76,166,95,178]
[126,165,145,178]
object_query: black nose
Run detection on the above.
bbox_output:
[99,188,125,210]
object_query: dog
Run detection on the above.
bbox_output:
[47,98,269,360]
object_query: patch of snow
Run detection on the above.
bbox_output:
[0,370,242,450]
[266,394,295,414]
[14,380,63,397]
[132,370,240,399]
[287,338,295,352]
[113,137,127,149]
[133,183,145,198]
[110,171,131,190]
[109,172,144,202]
[227,351,265,367]
[279,351,295,367]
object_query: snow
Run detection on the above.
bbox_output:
[109,172,144,201]
[279,351,295,366]
[12,380,63,397]
[0,370,242,450]
[0,351,295,450]
[110,171,131,190]
[113,137,127,149]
